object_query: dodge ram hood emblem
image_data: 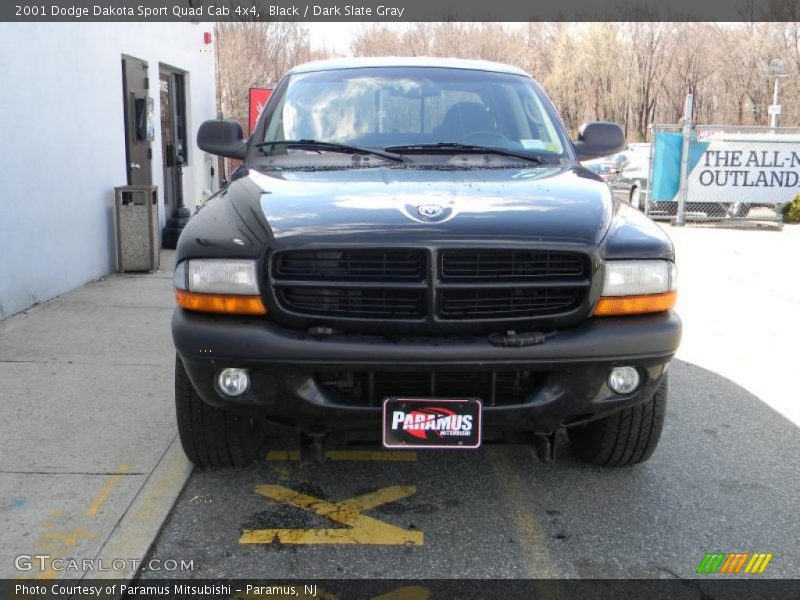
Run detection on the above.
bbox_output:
[417,204,444,219]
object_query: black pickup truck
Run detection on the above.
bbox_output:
[172,58,681,467]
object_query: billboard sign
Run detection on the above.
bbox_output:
[651,132,800,205]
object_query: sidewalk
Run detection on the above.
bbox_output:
[0,250,191,580]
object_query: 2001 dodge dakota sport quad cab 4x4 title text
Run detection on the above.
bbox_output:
[171,58,681,467]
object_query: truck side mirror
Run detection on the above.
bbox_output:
[197,119,246,159]
[573,122,625,161]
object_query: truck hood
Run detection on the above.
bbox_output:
[241,165,613,245]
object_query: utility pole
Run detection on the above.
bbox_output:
[770,77,780,129]
[768,76,788,131]
[675,91,693,227]
[766,58,787,132]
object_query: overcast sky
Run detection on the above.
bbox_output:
[306,22,411,55]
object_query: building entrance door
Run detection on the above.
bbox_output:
[121,56,153,186]
[159,67,190,248]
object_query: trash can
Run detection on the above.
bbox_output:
[114,185,160,272]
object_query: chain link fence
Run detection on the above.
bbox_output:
[645,123,800,224]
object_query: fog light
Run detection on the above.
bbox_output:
[608,367,640,394]
[217,368,250,397]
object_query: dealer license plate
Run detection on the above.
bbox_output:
[382,398,482,449]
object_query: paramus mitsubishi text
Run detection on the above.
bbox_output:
[171,58,681,467]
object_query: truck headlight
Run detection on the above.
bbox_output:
[593,260,677,316]
[173,259,266,315]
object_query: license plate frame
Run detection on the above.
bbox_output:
[382,397,482,449]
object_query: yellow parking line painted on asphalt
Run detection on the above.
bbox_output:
[266,450,417,462]
[240,484,424,545]
[85,463,132,518]
[327,450,417,462]
[265,450,300,461]
[486,448,560,581]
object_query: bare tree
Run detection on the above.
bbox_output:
[215,22,323,126]
[217,21,800,143]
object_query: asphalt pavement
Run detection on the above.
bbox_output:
[141,356,799,579]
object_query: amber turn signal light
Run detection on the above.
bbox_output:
[175,290,267,316]
[593,291,677,317]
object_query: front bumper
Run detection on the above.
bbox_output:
[172,310,681,434]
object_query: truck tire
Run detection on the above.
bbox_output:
[568,376,667,467]
[175,356,263,467]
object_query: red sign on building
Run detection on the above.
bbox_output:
[248,88,272,134]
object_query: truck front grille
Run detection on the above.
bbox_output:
[279,287,425,319]
[274,249,425,282]
[315,369,540,407]
[440,249,586,281]
[439,287,582,319]
[270,247,591,327]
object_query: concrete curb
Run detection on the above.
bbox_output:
[88,435,192,581]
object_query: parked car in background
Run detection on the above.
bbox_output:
[608,149,650,212]
[582,158,615,181]
[626,142,650,156]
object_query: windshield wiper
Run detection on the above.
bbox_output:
[384,143,544,164]
[255,140,404,163]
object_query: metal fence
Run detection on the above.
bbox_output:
[644,121,800,225]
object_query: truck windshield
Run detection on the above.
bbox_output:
[262,67,569,159]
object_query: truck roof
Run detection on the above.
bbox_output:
[288,56,531,77]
